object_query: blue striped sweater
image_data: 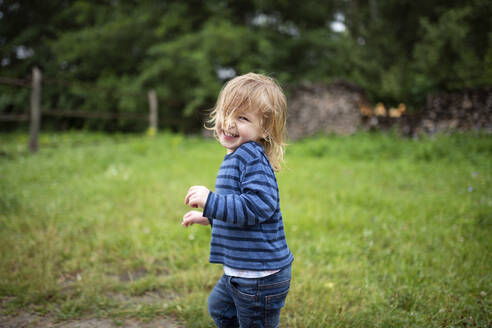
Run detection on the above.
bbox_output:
[203,141,294,271]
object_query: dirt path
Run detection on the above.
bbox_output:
[0,293,183,328]
[1,269,186,328]
[0,312,181,328]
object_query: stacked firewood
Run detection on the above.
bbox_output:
[361,88,492,137]
[287,81,368,140]
[412,88,492,135]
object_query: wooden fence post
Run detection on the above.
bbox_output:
[29,67,41,153]
[148,89,158,134]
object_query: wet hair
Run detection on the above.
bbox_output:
[207,73,287,171]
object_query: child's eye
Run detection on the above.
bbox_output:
[239,116,249,122]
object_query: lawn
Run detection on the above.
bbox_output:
[0,131,491,327]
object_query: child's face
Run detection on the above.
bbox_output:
[217,108,264,154]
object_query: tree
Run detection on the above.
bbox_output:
[1,0,491,131]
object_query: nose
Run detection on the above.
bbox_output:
[224,118,236,130]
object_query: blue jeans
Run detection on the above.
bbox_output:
[208,265,292,328]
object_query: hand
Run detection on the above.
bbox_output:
[184,185,210,209]
[182,210,210,227]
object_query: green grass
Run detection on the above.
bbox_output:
[0,131,491,327]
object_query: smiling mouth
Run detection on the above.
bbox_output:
[223,130,238,138]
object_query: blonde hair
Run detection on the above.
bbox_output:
[207,73,287,171]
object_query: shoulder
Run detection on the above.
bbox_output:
[232,141,266,166]
[236,143,278,191]
[219,142,263,172]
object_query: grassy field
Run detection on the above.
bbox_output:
[0,131,491,327]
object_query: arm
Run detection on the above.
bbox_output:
[203,159,278,226]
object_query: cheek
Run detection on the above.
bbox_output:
[237,123,250,134]
[255,123,265,136]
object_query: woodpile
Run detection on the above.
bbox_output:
[286,81,369,140]
[287,81,491,139]
[364,88,492,136]
[409,88,492,136]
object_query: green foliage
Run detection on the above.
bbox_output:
[344,0,492,106]
[0,1,491,129]
[483,33,492,85]
[0,132,491,327]
[413,7,484,90]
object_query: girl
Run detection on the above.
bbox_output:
[182,73,293,328]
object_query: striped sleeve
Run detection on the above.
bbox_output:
[203,158,278,226]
